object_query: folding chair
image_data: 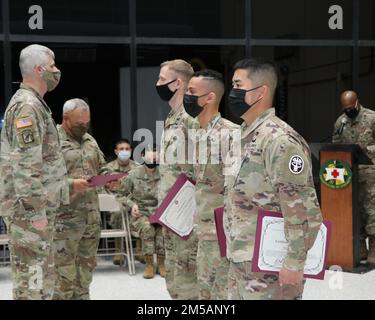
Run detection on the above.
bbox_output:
[0,234,10,266]
[96,194,135,275]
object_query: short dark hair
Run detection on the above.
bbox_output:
[115,138,132,149]
[233,58,278,94]
[193,69,224,85]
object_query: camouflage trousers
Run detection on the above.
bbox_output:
[53,208,101,300]
[228,261,304,300]
[131,216,164,256]
[109,211,122,229]
[359,167,375,236]
[163,228,199,300]
[4,208,56,300]
[197,240,229,300]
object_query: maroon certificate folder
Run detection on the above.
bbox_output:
[87,173,128,188]
[149,174,196,240]
[214,207,227,257]
[251,210,332,280]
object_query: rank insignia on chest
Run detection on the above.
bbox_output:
[22,130,35,144]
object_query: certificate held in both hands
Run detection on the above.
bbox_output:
[149,174,196,240]
[214,208,331,280]
[252,210,332,280]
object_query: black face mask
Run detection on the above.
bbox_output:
[156,79,177,101]
[228,86,263,119]
[144,162,158,169]
[344,105,359,119]
[183,93,209,118]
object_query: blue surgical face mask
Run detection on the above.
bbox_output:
[118,150,131,161]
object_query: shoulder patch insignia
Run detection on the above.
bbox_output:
[22,130,35,144]
[16,117,33,129]
[289,155,304,174]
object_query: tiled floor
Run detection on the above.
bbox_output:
[0,258,374,300]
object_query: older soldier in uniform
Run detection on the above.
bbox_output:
[224,58,323,300]
[184,69,239,299]
[0,44,87,300]
[156,59,199,299]
[101,139,140,265]
[53,99,106,300]
[332,91,375,265]
[117,146,164,279]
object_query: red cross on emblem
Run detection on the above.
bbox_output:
[332,169,339,178]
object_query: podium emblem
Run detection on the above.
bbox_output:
[319,160,352,189]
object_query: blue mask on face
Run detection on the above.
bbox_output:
[118,150,131,161]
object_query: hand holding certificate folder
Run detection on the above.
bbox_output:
[87,173,128,188]
[149,174,196,240]
[214,208,331,280]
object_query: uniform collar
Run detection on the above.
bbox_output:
[165,103,185,126]
[141,165,160,179]
[19,83,51,113]
[241,108,275,138]
[198,112,221,139]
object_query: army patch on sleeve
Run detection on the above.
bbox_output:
[15,117,33,129]
[288,155,304,174]
[21,130,35,144]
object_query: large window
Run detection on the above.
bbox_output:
[252,0,353,40]
[136,0,245,38]
[10,0,129,36]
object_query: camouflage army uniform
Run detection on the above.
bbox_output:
[0,84,70,300]
[332,105,375,238]
[159,104,199,300]
[100,159,140,228]
[224,108,323,300]
[193,113,239,300]
[117,166,163,256]
[53,125,106,300]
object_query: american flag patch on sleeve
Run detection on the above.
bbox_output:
[15,117,33,129]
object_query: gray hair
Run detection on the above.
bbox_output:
[63,98,90,115]
[19,44,55,77]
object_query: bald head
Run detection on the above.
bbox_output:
[340,91,358,109]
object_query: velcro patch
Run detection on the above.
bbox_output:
[15,117,33,129]
[22,130,35,144]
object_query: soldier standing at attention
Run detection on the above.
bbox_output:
[224,58,323,300]
[332,91,375,265]
[101,139,140,265]
[0,44,88,299]
[184,69,239,299]
[53,99,106,300]
[155,59,199,299]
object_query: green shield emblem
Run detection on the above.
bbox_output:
[319,160,352,189]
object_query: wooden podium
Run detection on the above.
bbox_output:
[310,143,372,269]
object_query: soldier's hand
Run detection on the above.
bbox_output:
[106,180,120,191]
[73,179,91,193]
[279,268,304,286]
[131,204,140,218]
[31,218,48,230]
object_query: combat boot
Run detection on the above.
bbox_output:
[113,238,125,265]
[360,238,368,261]
[157,255,166,278]
[367,236,375,266]
[143,255,155,279]
[135,239,145,264]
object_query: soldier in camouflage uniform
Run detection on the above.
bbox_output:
[184,69,239,300]
[332,91,375,265]
[156,59,199,299]
[224,58,323,300]
[117,146,164,279]
[100,139,140,265]
[0,45,87,300]
[53,99,106,300]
